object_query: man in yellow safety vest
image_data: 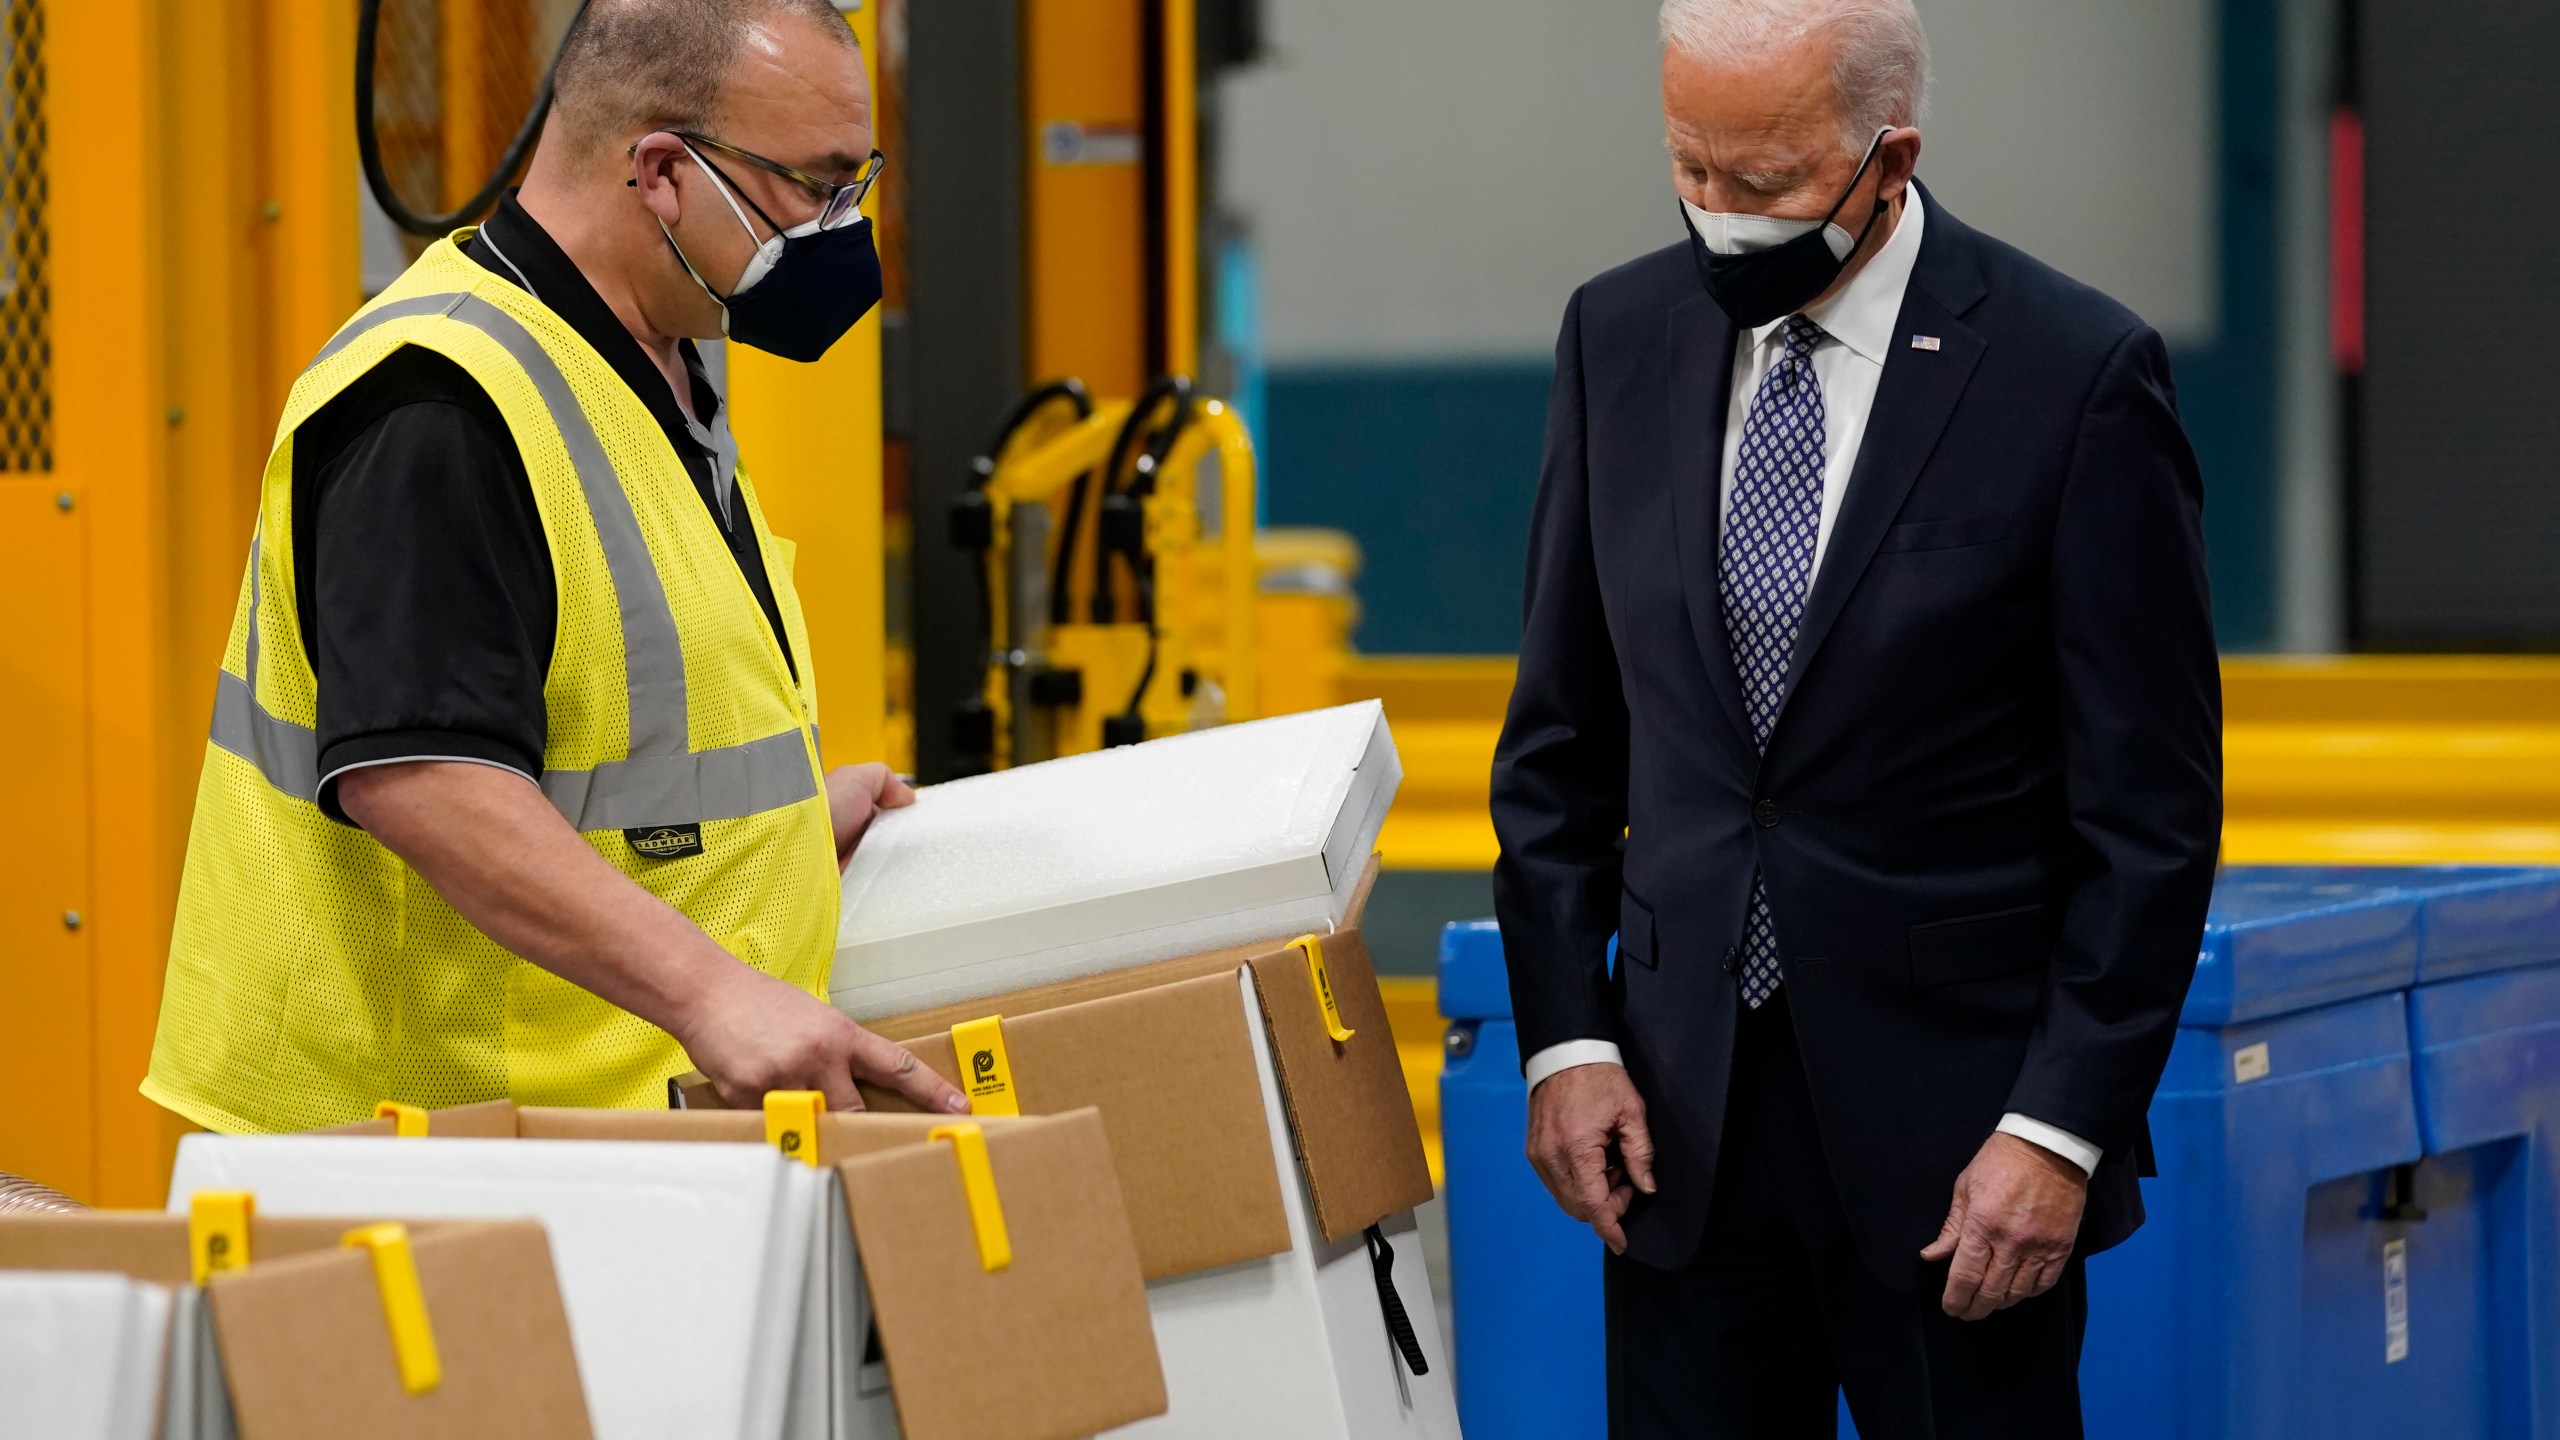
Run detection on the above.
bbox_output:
[145,0,968,1132]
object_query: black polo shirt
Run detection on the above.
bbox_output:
[293,193,795,823]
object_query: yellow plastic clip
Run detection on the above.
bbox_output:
[1292,934,1357,1044]
[188,1191,255,1285]
[373,1101,429,1137]
[928,1123,1013,1274]
[765,1089,825,1166]
[950,1015,1021,1116]
[341,1224,442,1396]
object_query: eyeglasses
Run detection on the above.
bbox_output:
[643,130,885,232]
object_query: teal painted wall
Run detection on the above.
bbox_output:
[1259,1,2285,657]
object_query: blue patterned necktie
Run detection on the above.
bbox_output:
[1719,314,1828,1009]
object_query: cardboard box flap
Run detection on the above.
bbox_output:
[1241,923,1437,1243]
[318,1097,520,1138]
[857,972,1292,1279]
[515,1106,953,1165]
[313,1099,956,1167]
[207,1220,593,1440]
[837,1110,1166,1440]
[0,1214,460,1287]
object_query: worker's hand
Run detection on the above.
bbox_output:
[826,762,915,871]
[675,962,967,1116]
[1527,1062,1656,1255]
[1922,1131,2087,1320]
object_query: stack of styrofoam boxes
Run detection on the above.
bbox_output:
[831,702,1461,1439]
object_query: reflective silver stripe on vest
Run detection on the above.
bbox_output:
[211,533,322,803]
[441,293,691,759]
[541,728,817,832]
[216,290,817,829]
[308,292,471,368]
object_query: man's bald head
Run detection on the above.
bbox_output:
[548,0,859,159]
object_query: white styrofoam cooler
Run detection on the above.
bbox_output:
[164,1136,866,1440]
[0,1271,170,1440]
[1109,966,1459,1440]
[832,702,1401,1021]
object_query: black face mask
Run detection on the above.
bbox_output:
[1680,127,1892,328]
[719,217,883,363]
[665,139,885,363]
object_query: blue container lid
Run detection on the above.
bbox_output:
[1439,920,1513,1021]
[2187,871,2422,1025]
[2228,866,2560,986]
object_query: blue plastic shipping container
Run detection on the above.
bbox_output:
[1438,920,1607,1440]
[2405,961,2560,1436]
[2228,866,2560,984]
[2184,873,2422,1024]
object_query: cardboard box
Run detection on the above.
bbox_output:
[0,1213,587,1440]
[209,1221,592,1440]
[832,864,1459,1439]
[222,1103,1166,1440]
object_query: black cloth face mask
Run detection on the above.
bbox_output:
[1680,127,1893,328]
[665,139,885,363]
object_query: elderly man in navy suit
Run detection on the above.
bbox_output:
[1490,1,2223,1434]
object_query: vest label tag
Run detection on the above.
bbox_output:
[625,823,705,860]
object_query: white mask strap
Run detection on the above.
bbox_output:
[680,138,769,245]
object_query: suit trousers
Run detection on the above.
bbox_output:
[1605,989,2087,1439]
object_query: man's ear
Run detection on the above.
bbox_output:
[1879,126,1924,202]
[629,133,690,224]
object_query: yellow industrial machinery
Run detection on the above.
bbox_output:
[947,377,1259,772]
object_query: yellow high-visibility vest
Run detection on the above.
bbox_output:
[144,236,836,1133]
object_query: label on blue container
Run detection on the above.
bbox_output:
[2384,1239,2409,1363]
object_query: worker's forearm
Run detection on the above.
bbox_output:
[336,761,744,1040]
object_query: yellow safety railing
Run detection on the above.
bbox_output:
[972,391,1258,766]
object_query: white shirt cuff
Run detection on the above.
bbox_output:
[1996,1113,2102,1177]
[1524,1040,1626,1091]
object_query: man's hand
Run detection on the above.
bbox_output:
[1921,1131,2087,1320]
[1527,1063,1656,1254]
[674,960,968,1116]
[827,763,915,870]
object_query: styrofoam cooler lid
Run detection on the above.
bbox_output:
[2186,870,2424,1025]
[832,701,1401,1020]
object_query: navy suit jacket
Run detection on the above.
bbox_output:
[1490,186,2223,1287]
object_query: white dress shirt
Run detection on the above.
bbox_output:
[1521,191,2101,1178]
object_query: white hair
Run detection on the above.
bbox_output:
[1659,0,1930,148]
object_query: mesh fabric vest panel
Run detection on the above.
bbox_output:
[144,237,834,1133]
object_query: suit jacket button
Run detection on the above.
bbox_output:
[1721,946,1740,974]
[1754,799,1782,828]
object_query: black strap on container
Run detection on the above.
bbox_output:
[1363,1224,1431,1377]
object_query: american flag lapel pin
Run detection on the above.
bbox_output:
[1910,335,1942,352]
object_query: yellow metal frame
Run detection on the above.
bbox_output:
[971,392,1257,764]
[726,0,889,770]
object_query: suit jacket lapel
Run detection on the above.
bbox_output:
[1774,197,1988,718]
[1664,292,1757,750]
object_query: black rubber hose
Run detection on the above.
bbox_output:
[358,0,592,237]
[1086,375,1194,624]
[1113,378,1199,718]
[976,379,1095,480]
[964,380,1095,710]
